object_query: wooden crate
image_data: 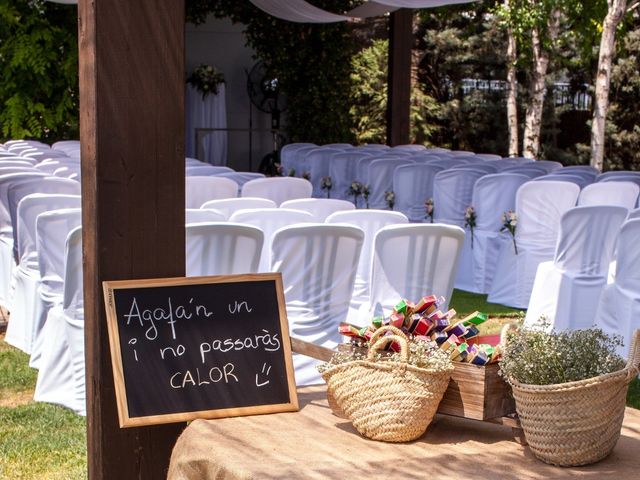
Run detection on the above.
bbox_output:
[437,362,515,421]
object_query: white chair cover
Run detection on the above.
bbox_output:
[475,154,502,161]
[552,167,598,183]
[488,181,580,308]
[8,177,80,260]
[525,206,628,331]
[0,172,47,306]
[598,171,640,181]
[410,153,446,163]
[535,160,563,172]
[185,157,205,166]
[358,144,389,151]
[392,164,443,222]
[501,166,547,178]
[628,208,640,220]
[185,208,226,224]
[449,150,474,156]
[53,165,81,180]
[229,208,314,272]
[216,172,265,195]
[597,172,640,189]
[390,144,426,153]
[594,219,640,357]
[425,147,451,154]
[185,223,263,276]
[432,169,486,226]
[536,173,591,189]
[450,163,498,174]
[327,151,371,201]
[4,196,80,355]
[280,198,355,221]
[62,227,85,414]
[285,145,317,177]
[280,143,317,175]
[200,197,276,219]
[35,160,76,175]
[185,176,238,208]
[355,154,400,185]
[367,158,414,209]
[34,225,84,414]
[455,173,529,293]
[270,224,364,385]
[364,224,464,321]
[305,148,343,198]
[29,208,82,368]
[326,210,408,323]
[51,140,80,154]
[426,158,473,170]
[0,166,38,175]
[186,165,234,177]
[0,159,37,168]
[578,181,639,210]
[241,177,312,206]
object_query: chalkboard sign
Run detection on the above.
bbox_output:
[103,274,298,428]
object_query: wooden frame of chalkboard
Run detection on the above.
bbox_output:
[103,274,299,428]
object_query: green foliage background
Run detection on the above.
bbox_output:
[0,0,78,142]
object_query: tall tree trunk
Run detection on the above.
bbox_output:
[506,15,519,157]
[523,8,560,159]
[591,0,628,171]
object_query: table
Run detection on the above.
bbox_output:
[168,386,640,480]
[185,83,227,165]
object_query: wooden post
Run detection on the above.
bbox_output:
[78,0,185,478]
[387,9,413,146]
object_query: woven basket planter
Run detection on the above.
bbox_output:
[510,329,640,467]
[322,326,453,443]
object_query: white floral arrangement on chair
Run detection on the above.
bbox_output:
[501,210,518,254]
[385,191,395,210]
[425,198,434,223]
[187,64,225,99]
[464,205,477,248]
[321,176,333,198]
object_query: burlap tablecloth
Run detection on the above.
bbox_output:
[168,386,640,480]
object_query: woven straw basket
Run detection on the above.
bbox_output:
[509,329,640,467]
[321,326,453,443]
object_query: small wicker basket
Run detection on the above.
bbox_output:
[321,326,453,443]
[508,328,640,467]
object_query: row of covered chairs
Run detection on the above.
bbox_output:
[19,199,465,410]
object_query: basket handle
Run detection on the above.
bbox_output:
[499,323,518,347]
[367,334,409,363]
[368,324,405,346]
[625,329,640,381]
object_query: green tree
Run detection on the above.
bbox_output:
[350,38,439,145]
[605,19,640,170]
[415,4,509,154]
[0,0,78,142]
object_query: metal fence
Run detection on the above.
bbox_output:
[459,79,592,111]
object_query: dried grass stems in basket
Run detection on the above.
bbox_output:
[499,323,640,467]
[319,326,454,443]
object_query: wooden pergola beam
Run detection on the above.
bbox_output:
[387,9,413,146]
[78,0,186,477]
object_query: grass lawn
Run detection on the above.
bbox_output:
[0,336,86,479]
[450,289,524,336]
[0,291,637,478]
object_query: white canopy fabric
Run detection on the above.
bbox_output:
[248,0,475,23]
[249,0,350,23]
